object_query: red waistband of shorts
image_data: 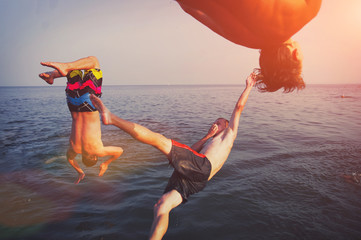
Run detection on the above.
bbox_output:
[171,140,206,158]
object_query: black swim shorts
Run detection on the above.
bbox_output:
[65,69,103,112]
[164,140,212,203]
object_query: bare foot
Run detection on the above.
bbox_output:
[90,94,112,125]
[39,69,63,85]
[41,61,69,77]
[39,72,54,85]
[39,70,62,85]
[99,163,108,177]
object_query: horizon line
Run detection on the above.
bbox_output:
[1,83,360,88]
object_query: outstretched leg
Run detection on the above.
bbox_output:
[40,56,100,77]
[150,190,183,240]
[90,95,173,157]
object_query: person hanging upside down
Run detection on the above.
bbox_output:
[39,56,123,184]
[176,0,322,92]
[90,72,257,240]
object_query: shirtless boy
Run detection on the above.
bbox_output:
[90,72,256,239]
[39,56,123,184]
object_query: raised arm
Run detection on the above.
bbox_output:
[228,73,256,139]
[67,148,85,184]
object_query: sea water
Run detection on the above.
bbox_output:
[0,84,360,240]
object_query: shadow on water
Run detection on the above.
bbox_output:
[0,169,126,239]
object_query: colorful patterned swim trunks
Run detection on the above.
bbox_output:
[65,69,103,112]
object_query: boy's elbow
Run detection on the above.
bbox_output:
[66,149,77,160]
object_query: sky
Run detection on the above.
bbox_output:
[0,0,360,86]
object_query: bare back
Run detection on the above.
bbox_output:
[69,111,104,154]
[200,127,236,179]
[177,0,322,48]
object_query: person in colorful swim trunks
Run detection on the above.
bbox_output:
[39,56,123,184]
[89,71,257,240]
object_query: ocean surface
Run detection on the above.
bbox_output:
[0,84,360,240]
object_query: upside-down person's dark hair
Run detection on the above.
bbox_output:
[82,154,98,167]
[255,43,305,93]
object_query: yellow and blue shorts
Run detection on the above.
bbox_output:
[65,69,103,112]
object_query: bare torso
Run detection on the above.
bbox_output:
[177,0,322,48]
[69,111,104,155]
[200,128,236,179]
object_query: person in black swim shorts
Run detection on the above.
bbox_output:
[89,71,257,240]
[39,56,123,184]
[164,140,212,202]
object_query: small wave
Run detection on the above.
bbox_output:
[44,156,66,164]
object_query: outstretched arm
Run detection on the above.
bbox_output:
[191,124,218,152]
[228,73,256,139]
[97,146,123,177]
[67,148,85,184]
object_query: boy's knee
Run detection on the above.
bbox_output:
[88,56,100,68]
[153,134,172,155]
[153,197,172,216]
